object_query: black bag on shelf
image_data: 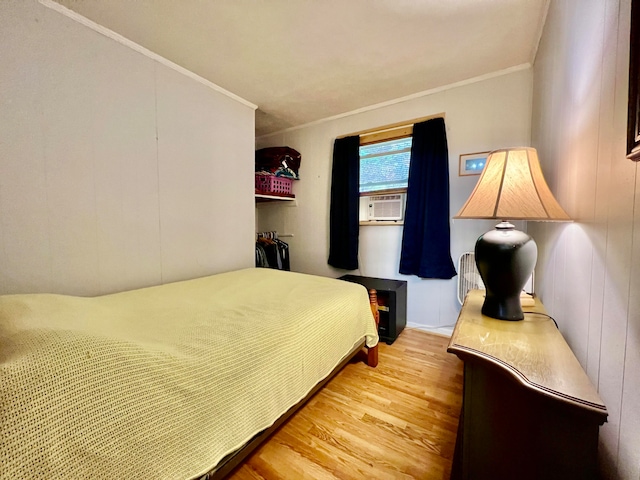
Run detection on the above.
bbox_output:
[255,147,301,179]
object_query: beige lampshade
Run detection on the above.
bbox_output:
[454,147,571,221]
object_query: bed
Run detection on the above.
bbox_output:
[0,268,379,479]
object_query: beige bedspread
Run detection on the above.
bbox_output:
[0,268,378,479]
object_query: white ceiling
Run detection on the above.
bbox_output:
[54,0,549,136]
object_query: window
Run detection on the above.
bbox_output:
[350,114,441,223]
[359,136,412,194]
[358,133,412,223]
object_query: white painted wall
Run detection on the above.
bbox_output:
[529,0,639,477]
[256,69,532,329]
[0,0,256,296]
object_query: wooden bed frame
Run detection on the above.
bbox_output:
[204,289,380,479]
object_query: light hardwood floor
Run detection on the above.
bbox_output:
[228,329,464,479]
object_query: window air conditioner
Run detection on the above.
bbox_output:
[367,194,405,221]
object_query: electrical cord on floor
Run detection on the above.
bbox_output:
[523,311,558,328]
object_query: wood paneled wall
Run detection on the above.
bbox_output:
[530,0,640,477]
[0,1,256,296]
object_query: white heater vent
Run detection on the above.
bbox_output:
[457,252,484,305]
[367,194,405,221]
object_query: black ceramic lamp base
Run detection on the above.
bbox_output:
[475,222,537,321]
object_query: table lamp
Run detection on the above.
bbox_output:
[454,147,570,320]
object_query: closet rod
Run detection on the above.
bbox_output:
[256,232,294,238]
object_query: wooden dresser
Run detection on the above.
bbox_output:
[447,290,608,480]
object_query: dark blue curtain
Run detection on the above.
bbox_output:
[399,118,457,279]
[328,136,360,270]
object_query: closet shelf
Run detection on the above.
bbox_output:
[255,194,296,203]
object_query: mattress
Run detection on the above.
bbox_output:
[0,268,378,479]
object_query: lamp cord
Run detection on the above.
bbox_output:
[523,311,558,329]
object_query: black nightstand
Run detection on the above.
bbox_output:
[339,275,407,344]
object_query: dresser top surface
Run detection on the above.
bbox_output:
[448,290,607,421]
